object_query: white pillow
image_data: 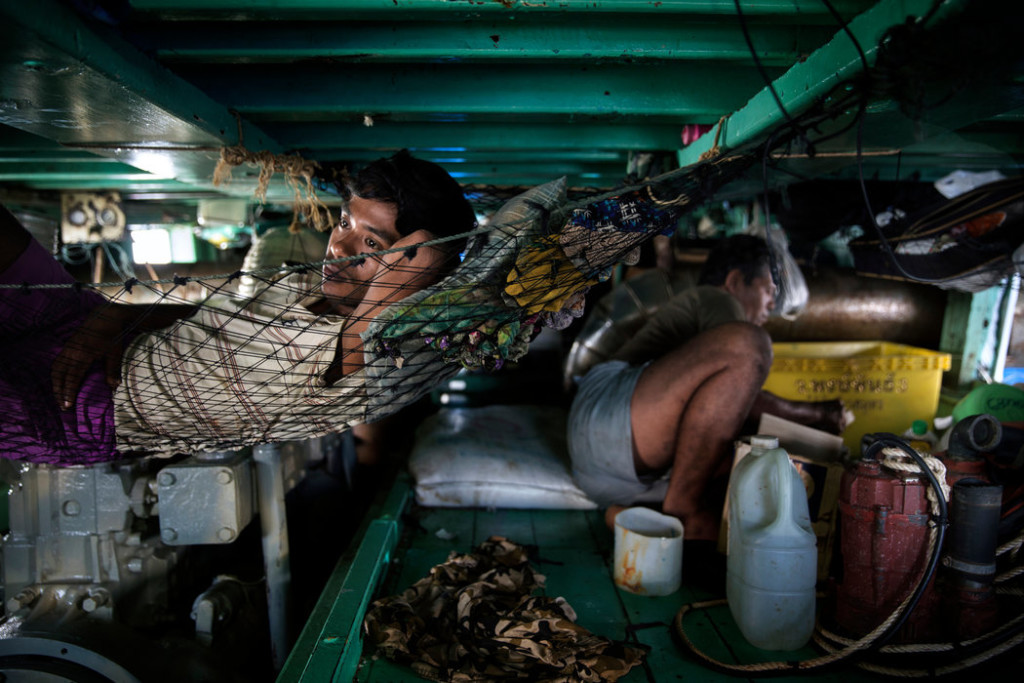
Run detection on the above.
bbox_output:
[409,404,598,510]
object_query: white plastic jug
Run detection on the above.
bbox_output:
[726,435,817,651]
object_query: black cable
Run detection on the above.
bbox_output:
[801,82,868,149]
[816,0,964,286]
[733,0,799,134]
[855,113,963,285]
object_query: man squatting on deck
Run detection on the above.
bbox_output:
[568,235,846,544]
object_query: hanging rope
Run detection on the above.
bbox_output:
[213,145,334,233]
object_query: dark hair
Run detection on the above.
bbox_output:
[698,234,772,286]
[346,150,475,254]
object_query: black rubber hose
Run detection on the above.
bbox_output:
[860,434,949,651]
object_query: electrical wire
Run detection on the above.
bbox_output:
[855,113,975,286]
[100,241,138,283]
[733,0,799,134]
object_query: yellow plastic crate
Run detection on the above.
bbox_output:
[762,342,952,457]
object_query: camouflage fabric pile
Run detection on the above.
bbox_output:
[363,536,644,682]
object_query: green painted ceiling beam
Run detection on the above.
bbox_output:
[269,121,683,152]
[313,149,629,164]
[180,62,779,119]
[7,178,207,191]
[438,161,625,178]
[677,0,982,167]
[0,0,286,198]
[0,159,149,173]
[0,153,128,164]
[130,0,874,19]
[0,172,164,182]
[0,0,273,150]
[137,18,836,66]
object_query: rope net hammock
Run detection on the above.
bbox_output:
[4,0,1019,468]
[0,148,761,467]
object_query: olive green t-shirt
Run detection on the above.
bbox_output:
[612,285,746,366]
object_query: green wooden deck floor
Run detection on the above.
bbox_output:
[355,504,884,683]
[279,475,1022,683]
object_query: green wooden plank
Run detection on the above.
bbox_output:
[273,518,398,682]
[406,507,479,552]
[0,0,282,200]
[0,0,275,150]
[539,547,628,637]
[940,288,1006,387]
[268,121,685,152]
[356,655,426,683]
[677,0,974,167]
[139,18,836,66]
[179,62,781,119]
[346,497,963,683]
[277,478,412,683]
[12,179,207,192]
[627,598,742,683]
[0,172,159,182]
[529,509,600,550]
[131,0,874,18]
[471,508,537,546]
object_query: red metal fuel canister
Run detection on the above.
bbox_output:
[834,454,941,643]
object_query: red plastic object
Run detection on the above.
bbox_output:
[834,458,942,642]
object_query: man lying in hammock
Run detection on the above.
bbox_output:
[0,151,475,465]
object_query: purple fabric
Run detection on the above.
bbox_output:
[0,239,120,464]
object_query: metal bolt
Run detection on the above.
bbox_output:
[217,527,236,542]
[82,589,109,613]
[62,499,81,516]
[157,471,176,487]
[161,527,178,543]
[216,469,233,485]
[6,588,38,614]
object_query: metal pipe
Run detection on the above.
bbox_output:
[565,266,947,385]
[946,481,1002,585]
[764,267,947,347]
[253,443,292,670]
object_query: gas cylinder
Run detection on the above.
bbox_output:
[834,445,942,642]
[727,435,818,651]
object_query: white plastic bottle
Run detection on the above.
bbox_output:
[726,435,818,651]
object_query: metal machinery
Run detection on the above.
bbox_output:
[835,418,1022,648]
[0,436,345,682]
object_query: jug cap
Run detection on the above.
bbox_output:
[750,435,779,450]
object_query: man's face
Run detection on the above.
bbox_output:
[321,195,402,315]
[727,264,777,326]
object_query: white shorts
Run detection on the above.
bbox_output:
[567,360,669,507]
